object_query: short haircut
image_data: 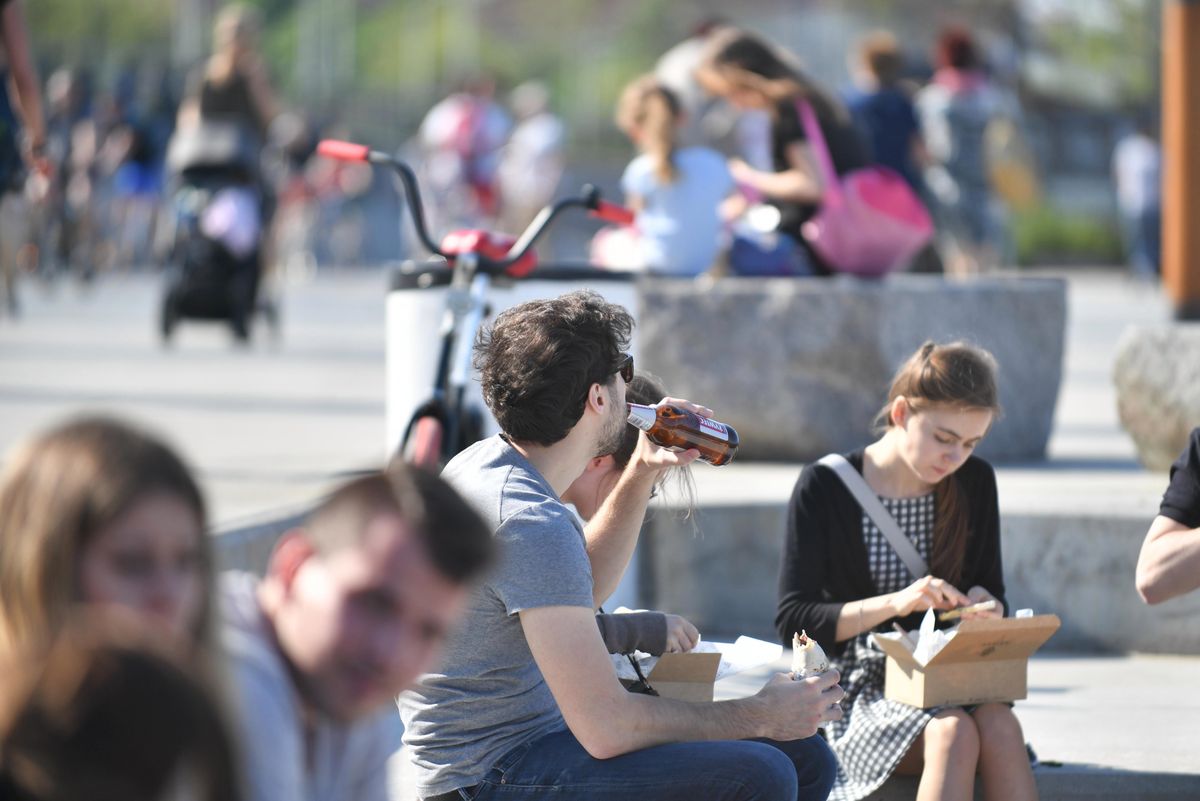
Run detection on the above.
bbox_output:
[304,464,494,584]
[857,30,904,86]
[474,290,633,446]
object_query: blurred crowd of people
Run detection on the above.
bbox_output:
[0,3,368,326]
[1,5,1164,325]
[581,19,1161,281]
[588,20,1041,279]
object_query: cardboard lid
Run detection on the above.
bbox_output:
[871,632,921,669]
[926,614,1061,666]
[647,652,721,684]
[872,615,1061,668]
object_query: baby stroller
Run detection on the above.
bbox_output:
[158,122,276,343]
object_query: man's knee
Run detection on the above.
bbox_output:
[759,736,838,801]
[735,743,800,800]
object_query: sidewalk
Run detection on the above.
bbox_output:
[717,650,1200,776]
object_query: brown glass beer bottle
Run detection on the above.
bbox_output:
[626,402,740,466]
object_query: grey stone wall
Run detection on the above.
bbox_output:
[636,275,1067,463]
[637,500,1200,654]
[1113,324,1200,470]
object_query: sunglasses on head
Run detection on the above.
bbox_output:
[614,352,634,384]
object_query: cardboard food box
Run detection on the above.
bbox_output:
[614,635,783,702]
[632,652,723,702]
[871,614,1061,708]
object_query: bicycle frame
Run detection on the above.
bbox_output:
[318,139,634,467]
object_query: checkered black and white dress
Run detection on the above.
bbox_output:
[825,492,945,801]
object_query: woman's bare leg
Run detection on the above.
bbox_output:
[972,703,1038,801]
[903,708,980,801]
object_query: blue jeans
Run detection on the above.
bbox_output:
[457,727,838,801]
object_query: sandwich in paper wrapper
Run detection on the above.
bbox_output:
[790,630,829,678]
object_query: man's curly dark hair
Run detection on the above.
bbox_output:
[474,291,633,446]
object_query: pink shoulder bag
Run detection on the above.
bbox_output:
[796,99,934,276]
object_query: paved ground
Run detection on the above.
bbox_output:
[0,270,391,525]
[715,649,1200,778]
[1,267,1197,781]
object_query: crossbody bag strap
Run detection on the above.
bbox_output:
[816,454,929,578]
[795,99,844,206]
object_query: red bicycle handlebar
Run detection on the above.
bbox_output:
[590,200,635,226]
[317,139,371,162]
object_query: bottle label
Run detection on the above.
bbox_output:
[627,405,656,432]
[697,416,729,442]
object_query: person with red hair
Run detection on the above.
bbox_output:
[916,26,1008,275]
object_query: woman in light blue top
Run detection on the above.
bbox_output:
[608,74,733,276]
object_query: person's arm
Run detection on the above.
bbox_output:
[729,140,821,204]
[776,464,850,647]
[584,397,705,607]
[521,604,842,759]
[1136,515,1200,604]
[1140,430,1200,604]
[595,611,698,655]
[241,54,280,132]
[959,459,1008,618]
[1,0,47,167]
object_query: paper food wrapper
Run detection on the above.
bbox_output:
[790,630,829,678]
[912,608,958,665]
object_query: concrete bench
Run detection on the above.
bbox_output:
[636,274,1067,463]
[636,484,1200,655]
[868,765,1200,800]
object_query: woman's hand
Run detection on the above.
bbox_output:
[962,585,1004,619]
[663,613,700,653]
[888,575,972,618]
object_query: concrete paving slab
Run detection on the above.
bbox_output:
[0,271,390,524]
[714,650,1200,793]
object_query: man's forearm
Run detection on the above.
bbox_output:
[586,690,769,758]
[584,467,656,606]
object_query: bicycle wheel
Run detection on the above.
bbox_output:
[404,415,444,471]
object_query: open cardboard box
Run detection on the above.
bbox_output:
[871,614,1061,708]
[620,651,723,702]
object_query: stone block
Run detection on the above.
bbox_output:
[1113,324,1200,470]
[638,500,1200,654]
[636,275,1067,463]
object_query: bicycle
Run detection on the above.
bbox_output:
[316,138,633,470]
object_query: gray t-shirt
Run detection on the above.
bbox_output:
[219,572,401,801]
[398,435,594,797]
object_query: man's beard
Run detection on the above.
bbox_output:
[595,389,627,458]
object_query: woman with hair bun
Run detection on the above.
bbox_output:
[777,341,1037,801]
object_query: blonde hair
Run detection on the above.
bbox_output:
[0,416,212,656]
[615,74,681,184]
[877,341,1001,586]
[856,30,904,87]
[208,4,262,85]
